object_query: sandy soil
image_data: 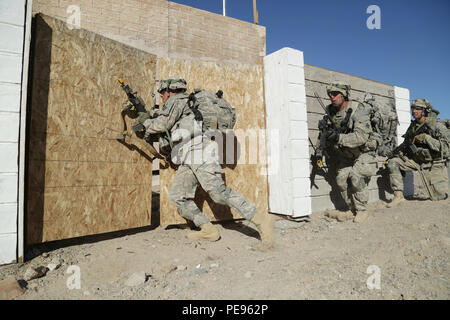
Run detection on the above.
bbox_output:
[1,197,449,300]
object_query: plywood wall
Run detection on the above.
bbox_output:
[26,15,157,244]
[158,58,269,225]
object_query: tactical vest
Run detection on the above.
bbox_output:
[328,101,378,159]
[407,118,449,163]
[158,92,200,155]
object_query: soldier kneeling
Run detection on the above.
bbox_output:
[386,98,449,207]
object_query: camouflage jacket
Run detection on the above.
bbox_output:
[142,92,210,165]
[326,100,376,159]
[142,92,192,136]
[401,117,450,163]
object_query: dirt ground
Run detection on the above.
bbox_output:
[1,196,449,300]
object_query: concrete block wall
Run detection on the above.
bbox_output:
[32,0,266,65]
[0,0,32,265]
[168,2,265,64]
[264,48,311,217]
[32,0,169,57]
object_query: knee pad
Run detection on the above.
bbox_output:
[350,174,366,192]
[335,176,349,192]
[387,158,400,173]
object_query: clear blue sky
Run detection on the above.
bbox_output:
[171,0,450,119]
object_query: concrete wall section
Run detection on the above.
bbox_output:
[0,0,28,265]
[264,48,311,217]
[32,0,265,65]
[304,64,396,212]
[167,2,265,64]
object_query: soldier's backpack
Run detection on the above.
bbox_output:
[363,94,398,157]
[187,89,236,133]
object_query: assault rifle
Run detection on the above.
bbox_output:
[392,122,434,158]
[386,122,437,200]
[116,78,165,164]
[118,78,157,135]
[309,137,328,189]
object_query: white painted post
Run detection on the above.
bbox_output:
[394,86,411,145]
[0,0,32,265]
[264,48,311,217]
[394,86,413,197]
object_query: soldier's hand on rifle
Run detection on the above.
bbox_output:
[326,128,340,142]
[318,118,327,131]
[413,133,428,144]
[138,111,151,125]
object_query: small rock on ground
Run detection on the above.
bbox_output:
[124,271,147,287]
[23,266,48,281]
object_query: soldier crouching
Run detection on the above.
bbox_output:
[386,98,449,207]
[317,83,380,223]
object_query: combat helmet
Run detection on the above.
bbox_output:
[158,78,187,93]
[411,98,438,117]
[327,83,351,100]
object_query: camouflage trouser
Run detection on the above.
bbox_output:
[335,152,379,211]
[388,156,449,199]
[169,162,258,227]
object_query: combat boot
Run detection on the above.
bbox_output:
[187,222,220,241]
[251,211,275,250]
[336,210,354,222]
[386,191,405,208]
[353,210,368,223]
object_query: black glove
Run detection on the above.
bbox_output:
[318,119,327,131]
[138,111,151,124]
[326,129,340,142]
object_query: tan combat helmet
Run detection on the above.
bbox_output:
[411,98,431,110]
[411,98,439,116]
[327,83,351,100]
[158,78,187,93]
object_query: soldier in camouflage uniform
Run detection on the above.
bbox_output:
[320,83,380,223]
[386,99,449,207]
[138,78,274,250]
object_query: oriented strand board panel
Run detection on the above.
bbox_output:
[26,14,156,244]
[158,58,269,225]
